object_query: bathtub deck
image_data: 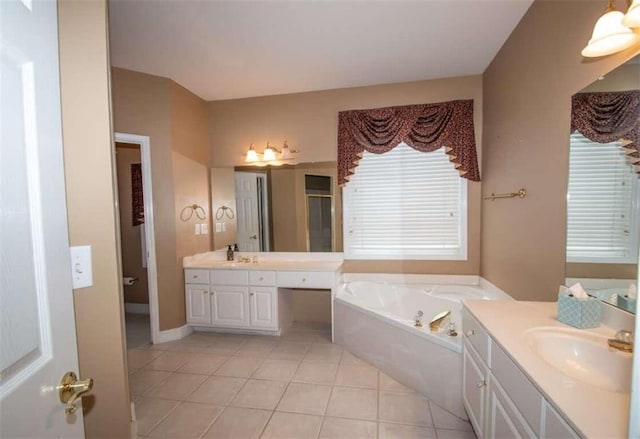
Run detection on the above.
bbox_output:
[127,322,476,438]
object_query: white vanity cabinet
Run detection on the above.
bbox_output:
[461,308,579,439]
[186,266,326,332]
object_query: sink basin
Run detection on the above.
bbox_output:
[523,327,632,393]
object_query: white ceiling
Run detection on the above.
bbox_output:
[109,1,534,101]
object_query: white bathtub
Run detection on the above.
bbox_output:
[333,274,511,419]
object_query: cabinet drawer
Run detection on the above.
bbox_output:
[462,308,490,363]
[185,269,210,285]
[210,269,249,285]
[277,270,334,289]
[491,341,543,436]
[249,270,276,286]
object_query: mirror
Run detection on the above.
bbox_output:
[210,161,343,253]
[565,56,639,314]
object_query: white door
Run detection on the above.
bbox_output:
[211,285,250,327]
[1,1,86,437]
[235,172,261,251]
[249,287,278,329]
[186,284,211,325]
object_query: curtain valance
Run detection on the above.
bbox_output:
[571,90,640,172]
[337,99,479,186]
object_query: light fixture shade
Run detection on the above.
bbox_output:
[263,144,277,161]
[280,141,293,160]
[582,10,640,57]
[245,144,258,162]
[623,0,640,27]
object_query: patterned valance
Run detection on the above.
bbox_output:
[571,90,640,173]
[337,99,479,186]
[132,163,144,226]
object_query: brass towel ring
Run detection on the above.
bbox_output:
[180,204,206,221]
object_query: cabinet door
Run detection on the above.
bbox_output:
[211,285,250,327]
[463,339,488,438]
[186,284,211,325]
[249,287,278,329]
[542,401,579,439]
[487,377,536,439]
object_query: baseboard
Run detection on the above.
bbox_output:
[125,302,150,315]
[155,324,193,343]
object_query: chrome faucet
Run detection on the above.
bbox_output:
[429,310,451,332]
[608,330,633,353]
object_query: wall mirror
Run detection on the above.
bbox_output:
[210,161,343,253]
[565,55,639,314]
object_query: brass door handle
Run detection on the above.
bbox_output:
[250,235,257,239]
[58,371,93,415]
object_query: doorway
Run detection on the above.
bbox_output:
[235,171,270,251]
[114,132,160,345]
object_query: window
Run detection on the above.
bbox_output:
[566,132,639,263]
[343,143,467,260]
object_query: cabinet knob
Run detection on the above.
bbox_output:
[259,277,264,281]
[302,277,306,282]
[466,330,476,337]
[203,290,207,295]
[476,380,486,388]
[250,292,254,296]
[210,291,215,296]
[193,275,198,278]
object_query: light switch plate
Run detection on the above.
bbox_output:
[195,223,201,235]
[201,223,208,234]
[70,245,93,289]
[215,222,222,233]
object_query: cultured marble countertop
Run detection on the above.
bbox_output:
[183,255,343,272]
[463,300,630,439]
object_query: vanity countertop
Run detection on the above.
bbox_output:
[183,252,343,272]
[464,300,630,439]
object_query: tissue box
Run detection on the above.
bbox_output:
[557,293,601,329]
[617,295,637,313]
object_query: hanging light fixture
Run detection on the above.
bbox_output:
[623,0,640,27]
[582,0,640,58]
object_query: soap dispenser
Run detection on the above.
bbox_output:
[226,245,234,261]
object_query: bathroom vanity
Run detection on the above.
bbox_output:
[462,301,632,438]
[183,252,342,334]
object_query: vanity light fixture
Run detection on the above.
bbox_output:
[582,0,640,58]
[623,0,640,27]
[243,140,298,165]
[245,143,259,163]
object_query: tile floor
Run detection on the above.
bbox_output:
[127,321,476,439]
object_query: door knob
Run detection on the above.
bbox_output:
[58,371,93,415]
[250,235,257,239]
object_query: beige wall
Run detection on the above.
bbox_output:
[173,151,211,296]
[58,1,130,437]
[112,68,212,330]
[116,143,149,304]
[566,263,638,280]
[292,290,332,323]
[481,0,640,301]
[210,167,238,250]
[208,76,483,274]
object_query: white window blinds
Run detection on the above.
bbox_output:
[566,132,639,263]
[343,143,467,260]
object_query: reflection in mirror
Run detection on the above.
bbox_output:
[211,162,342,253]
[565,56,639,314]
